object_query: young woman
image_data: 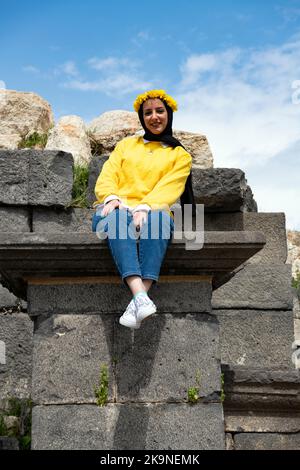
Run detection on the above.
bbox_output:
[92,90,194,329]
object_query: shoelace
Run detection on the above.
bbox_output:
[134,295,151,307]
[124,300,136,316]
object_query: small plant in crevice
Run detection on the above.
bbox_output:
[94,364,109,407]
[0,397,32,450]
[18,131,48,149]
[187,369,201,404]
[69,164,90,208]
[292,269,300,298]
[220,372,226,403]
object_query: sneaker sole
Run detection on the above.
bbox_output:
[137,305,157,322]
[119,318,141,329]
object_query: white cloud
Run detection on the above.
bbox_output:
[64,75,152,95]
[131,30,153,46]
[0,80,6,89]
[276,5,300,24]
[137,30,151,41]
[60,61,79,77]
[23,65,40,74]
[88,57,132,70]
[65,56,152,96]
[175,37,300,229]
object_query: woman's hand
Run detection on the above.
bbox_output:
[101,199,120,216]
[133,210,148,230]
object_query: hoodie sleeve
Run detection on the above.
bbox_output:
[94,140,124,203]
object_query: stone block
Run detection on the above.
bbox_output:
[294,290,300,319]
[205,212,287,264]
[32,313,220,404]
[28,280,211,315]
[0,149,73,207]
[225,412,300,433]
[212,264,293,310]
[0,151,29,204]
[215,310,294,368]
[0,206,30,232]
[87,154,109,205]
[0,313,33,398]
[0,284,20,308]
[28,150,74,206]
[193,168,257,212]
[0,437,19,450]
[115,313,220,402]
[295,317,300,340]
[243,213,287,264]
[234,432,300,450]
[32,207,93,233]
[32,403,225,450]
[32,314,115,404]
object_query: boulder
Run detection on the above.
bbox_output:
[46,115,92,165]
[287,230,300,278]
[87,110,142,154]
[173,130,213,168]
[193,168,257,212]
[0,89,53,149]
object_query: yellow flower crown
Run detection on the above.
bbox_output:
[133,89,178,112]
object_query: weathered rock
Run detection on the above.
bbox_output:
[3,415,19,434]
[225,412,300,433]
[205,212,287,264]
[87,110,142,154]
[212,264,293,310]
[87,154,109,205]
[0,313,33,398]
[193,168,257,212]
[0,284,22,309]
[0,89,53,149]
[223,366,300,410]
[0,149,74,207]
[0,151,29,204]
[287,230,300,277]
[32,207,93,233]
[115,313,220,402]
[234,432,300,450]
[0,437,19,450]
[32,314,114,404]
[28,280,211,315]
[173,130,213,168]
[0,207,30,232]
[225,433,235,450]
[32,403,225,450]
[215,310,294,368]
[46,115,92,165]
[294,290,300,320]
[28,150,74,206]
[32,313,219,404]
[243,213,287,264]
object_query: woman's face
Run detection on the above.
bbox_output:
[142,98,168,134]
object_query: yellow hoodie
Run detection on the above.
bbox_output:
[94,136,192,212]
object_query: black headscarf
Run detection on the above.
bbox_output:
[138,101,196,215]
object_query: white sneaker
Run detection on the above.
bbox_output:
[119,299,141,329]
[134,293,157,322]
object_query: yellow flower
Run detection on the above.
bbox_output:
[133,89,178,112]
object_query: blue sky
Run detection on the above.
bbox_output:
[1,0,300,229]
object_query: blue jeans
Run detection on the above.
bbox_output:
[92,208,174,284]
